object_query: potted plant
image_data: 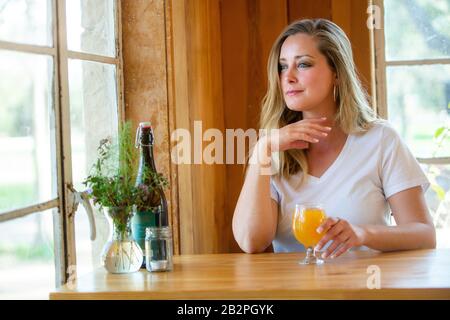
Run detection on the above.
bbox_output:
[83,121,168,274]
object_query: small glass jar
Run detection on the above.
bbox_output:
[145,226,173,272]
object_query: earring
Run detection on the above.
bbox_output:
[333,85,338,102]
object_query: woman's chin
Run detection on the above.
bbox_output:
[285,103,310,112]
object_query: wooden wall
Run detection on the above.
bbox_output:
[220,0,288,253]
[122,0,372,254]
[171,0,228,254]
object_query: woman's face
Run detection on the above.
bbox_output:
[279,33,336,113]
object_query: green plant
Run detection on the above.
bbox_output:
[82,121,168,229]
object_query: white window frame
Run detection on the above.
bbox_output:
[372,0,450,165]
[0,0,125,286]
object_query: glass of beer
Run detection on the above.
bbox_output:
[292,203,327,265]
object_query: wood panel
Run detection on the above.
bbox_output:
[331,0,352,36]
[163,0,181,255]
[288,0,332,21]
[170,0,194,254]
[220,0,249,253]
[332,0,373,96]
[346,0,372,96]
[188,0,227,253]
[121,0,180,253]
[171,0,227,254]
[220,0,288,252]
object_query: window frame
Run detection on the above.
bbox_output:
[372,0,450,164]
[0,0,125,287]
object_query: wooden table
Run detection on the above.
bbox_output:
[50,249,450,300]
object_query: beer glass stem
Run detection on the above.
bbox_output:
[299,246,324,265]
[305,247,314,263]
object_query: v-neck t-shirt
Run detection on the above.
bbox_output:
[269,120,430,253]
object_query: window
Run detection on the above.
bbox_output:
[373,0,450,247]
[0,0,123,299]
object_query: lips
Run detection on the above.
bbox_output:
[286,90,304,97]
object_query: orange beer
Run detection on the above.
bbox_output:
[292,205,327,248]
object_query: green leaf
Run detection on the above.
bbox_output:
[434,127,446,139]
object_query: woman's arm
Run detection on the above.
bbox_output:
[315,186,436,259]
[232,136,278,253]
[363,186,436,251]
[233,118,331,253]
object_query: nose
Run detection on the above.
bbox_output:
[282,65,297,85]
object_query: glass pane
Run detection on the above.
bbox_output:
[0,50,57,212]
[66,0,116,57]
[384,0,450,61]
[421,163,450,248]
[68,59,118,275]
[0,0,53,46]
[386,64,450,158]
[0,210,55,299]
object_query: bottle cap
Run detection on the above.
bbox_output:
[136,122,154,147]
[139,122,152,129]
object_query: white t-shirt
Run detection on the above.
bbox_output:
[270,120,430,253]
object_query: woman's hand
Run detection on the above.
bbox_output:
[314,217,367,259]
[267,117,331,152]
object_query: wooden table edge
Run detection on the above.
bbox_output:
[49,288,450,300]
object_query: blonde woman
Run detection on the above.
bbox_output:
[232,19,436,258]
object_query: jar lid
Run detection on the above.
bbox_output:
[146,226,172,238]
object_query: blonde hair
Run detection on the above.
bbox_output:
[260,18,377,179]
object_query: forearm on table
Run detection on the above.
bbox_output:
[361,222,436,252]
[233,173,273,251]
[233,139,276,253]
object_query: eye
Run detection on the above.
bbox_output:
[298,62,311,69]
[279,64,287,72]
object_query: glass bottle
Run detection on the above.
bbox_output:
[132,122,169,268]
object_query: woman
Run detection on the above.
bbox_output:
[232,19,436,258]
